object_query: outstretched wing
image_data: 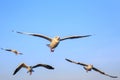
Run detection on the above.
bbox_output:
[13,63,28,75]
[60,35,91,41]
[65,58,87,66]
[1,48,12,51]
[92,67,118,78]
[32,64,54,69]
[16,31,52,41]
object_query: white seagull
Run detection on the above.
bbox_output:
[1,48,23,55]
[13,63,54,75]
[65,58,118,78]
[15,31,91,52]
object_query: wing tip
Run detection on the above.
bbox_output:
[12,30,25,34]
[65,58,69,61]
[85,35,92,37]
[13,73,16,75]
[16,31,23,34]
[45,65,54,69]
[50,66,54,69]
[109,75,118,78]
[105,73,118,78]
[65,58,72,62]
[1,48,4,50]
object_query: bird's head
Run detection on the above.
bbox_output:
[55,36,60,40]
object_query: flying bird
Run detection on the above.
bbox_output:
[1,48,23,55]
[65,58,118,78]
[14,31,91,52]
[13,63,54,75]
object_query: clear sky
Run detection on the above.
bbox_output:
[0,0,120,80]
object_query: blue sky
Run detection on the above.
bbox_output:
[0,0,120,80]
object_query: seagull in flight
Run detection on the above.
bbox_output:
[13,63,54,75]
[65,58,118,78]
[14,31,91,52]
[1,48,23,55]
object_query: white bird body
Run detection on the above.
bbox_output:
[47,36,60,52]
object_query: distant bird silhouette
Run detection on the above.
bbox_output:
[1,48,23,55]
[65,58,118,78]
[13,63,54,75]
[14,31,91,52]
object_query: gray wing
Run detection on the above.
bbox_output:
[13,63,28,75]
[16,31,52,41]
[92,67,118,78]
[60,35,91,41]
[65,58,87,66]
[1,48,12,51]
[32,64,54,69]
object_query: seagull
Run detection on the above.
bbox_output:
[14,31,91,52]
[1,48,23,55]
[65,58,118,78]
[13,63,54,75]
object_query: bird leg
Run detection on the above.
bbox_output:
[46,44,54,52]
[29,72,32,75]
[51,49,54,52]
